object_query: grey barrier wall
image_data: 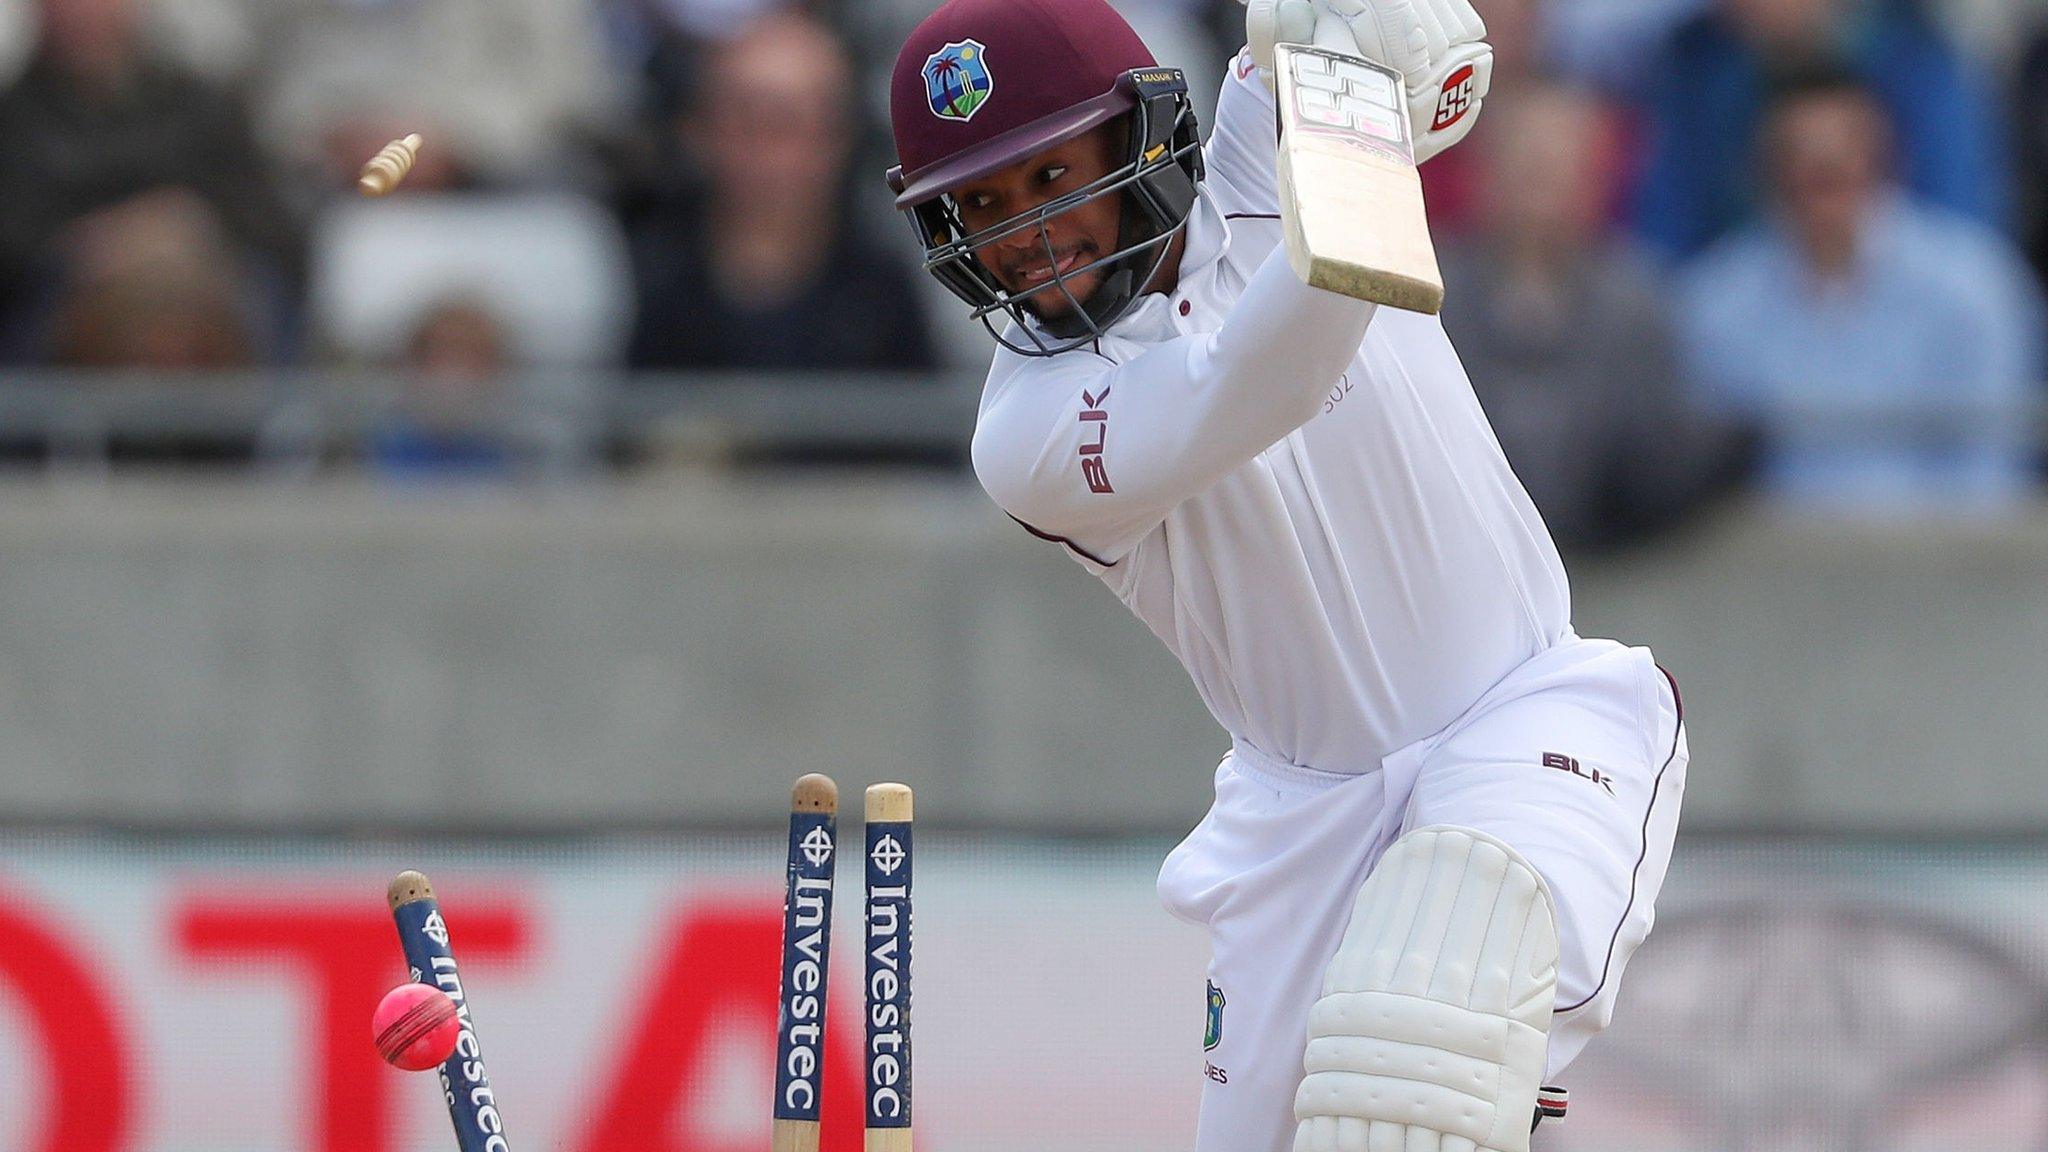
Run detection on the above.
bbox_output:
[0,478,2044,833]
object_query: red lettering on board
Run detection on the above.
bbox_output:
[576,903,865,1152]
[0,889,132,1152]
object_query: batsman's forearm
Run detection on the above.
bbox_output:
[1061,245,1377,516]
[968,247,1375,554]
[1205,243,1378,427]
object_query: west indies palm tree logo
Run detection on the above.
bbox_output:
[1204,981,1225,1051]
[923,39,994,122]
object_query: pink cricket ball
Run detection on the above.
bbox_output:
[372,982,461,1071]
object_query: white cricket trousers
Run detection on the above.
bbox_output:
[1156,636,1687,1152]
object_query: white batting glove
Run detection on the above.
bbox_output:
[1244,0,1318,86]
[1244,0,1493,163]
[1309,0,1432,76]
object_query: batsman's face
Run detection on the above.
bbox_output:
[951,126,1126,318]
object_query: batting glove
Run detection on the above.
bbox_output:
[1244,0,1493,163]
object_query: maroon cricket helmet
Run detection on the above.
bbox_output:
[885,0,1205,355]
[889,0,1156,209]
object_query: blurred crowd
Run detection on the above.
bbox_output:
[0,0,2045,544]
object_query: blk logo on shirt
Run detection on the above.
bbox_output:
[1079,386,1113,494]
[1544,751,1616,796]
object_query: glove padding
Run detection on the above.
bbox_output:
[1244,0,1493,163]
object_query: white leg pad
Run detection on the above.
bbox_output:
[1293,826,1558,1152]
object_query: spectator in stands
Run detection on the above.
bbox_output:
[0,0,299,361]
[44,187,257,368]
[1440,82,1752,551]
[636,0,783,43]
[1633,0,2009,260]
[627,8,936,372]
[1678,71,2043,509]
[1419,0,1552,239]
[2019,19,2048,283]
[221,0,621,190]
[366,297,518,480]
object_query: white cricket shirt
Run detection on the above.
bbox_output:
[970,53,1573,775]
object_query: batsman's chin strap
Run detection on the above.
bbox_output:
[1532,1085,1568,1132]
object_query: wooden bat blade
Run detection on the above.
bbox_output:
[1274,45,1444,314]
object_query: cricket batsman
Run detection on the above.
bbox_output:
[885,0,1688,1148]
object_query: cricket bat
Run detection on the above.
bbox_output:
[1273,42,1444,314]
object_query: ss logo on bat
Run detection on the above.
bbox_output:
[1432,65,1475,131]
